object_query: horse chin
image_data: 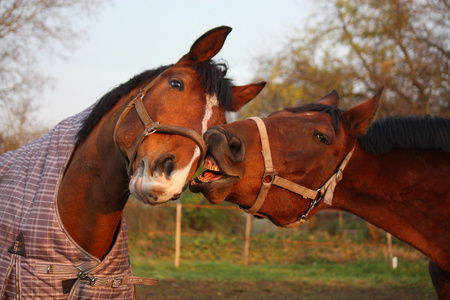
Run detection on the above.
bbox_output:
[189,175,239,204]
[240,207,293,228]
[130,174,184,205]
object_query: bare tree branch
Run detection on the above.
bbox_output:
[0,0,106,152]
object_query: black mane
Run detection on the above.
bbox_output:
[359,116,450,155]
[283,103,450,155]
[75,61,234,147]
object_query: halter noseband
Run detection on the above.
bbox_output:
[245,116,355,228]
[113,73,207,176]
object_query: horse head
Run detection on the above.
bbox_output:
[191,88,382,227]
[114,26,266,205]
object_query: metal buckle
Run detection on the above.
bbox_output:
[144,121,160,136]
[77,270,98,286]
[315,189,324,205]
[262,170,277,185]
[77,270,92,282]
[299,191,324,222]
[111,277,123,288]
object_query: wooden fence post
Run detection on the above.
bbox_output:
[174,203,182,267]
[338,211,343,236]
[386,232,397,268]
[243,214,252,267]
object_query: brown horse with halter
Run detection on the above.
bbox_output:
[190,88,450,299]
[0,26,265,298]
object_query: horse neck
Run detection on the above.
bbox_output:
[57,104,129,260]
[332,144,450,271]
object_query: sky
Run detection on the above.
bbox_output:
[40,0,314,127]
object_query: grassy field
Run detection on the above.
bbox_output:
[124,205,436,299]
[127,234,435,299]
[130,259,435,299]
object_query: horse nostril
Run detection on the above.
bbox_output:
[205,128,244,162]
[228,134,244,161]
[163,157,174,179]
[153,154,175,179]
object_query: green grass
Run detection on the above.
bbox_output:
[124,207,436,298]
[131,257,432,287]
[130,258,435,299]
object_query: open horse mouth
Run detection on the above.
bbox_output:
[196,156,224,182]
[190,155,240,203]
[189,127,245,203]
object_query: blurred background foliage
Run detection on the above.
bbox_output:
[0,0,106,152]
[124,199,426,266]
[240,0,449,118]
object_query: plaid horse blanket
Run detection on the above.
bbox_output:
[0,108,151,299]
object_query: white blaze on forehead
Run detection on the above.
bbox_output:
[202,94,218,134]
[135,94,219,204]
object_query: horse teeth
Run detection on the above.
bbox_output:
[198,176,208,183]
[204,157,219,171]
[210,165,219,171]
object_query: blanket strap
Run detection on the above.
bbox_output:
[79,273,159,288]
[36,262,158,290]
[0,255,23,299]
[1,232,27,299]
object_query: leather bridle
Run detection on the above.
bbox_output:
[245,116,355,228]
[113,72,207,177]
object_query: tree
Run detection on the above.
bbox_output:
[0,0,106,153]
[243,0,450,118]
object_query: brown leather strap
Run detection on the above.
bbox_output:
[245,116,355,227]
[321,145,354,205]
[157,124,207,160]
[134,94,155,129]
[87,274,158,288]
[35,262,159,290]
[246,117,276,214]
[113,73,207,176]
[247,117,274,173]
[272,176,318,200]
[246,116,320,214]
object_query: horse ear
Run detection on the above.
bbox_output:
[230,81,266,111]
[344,87,384,137]
[317,90,340,107]
[178,26,232,63]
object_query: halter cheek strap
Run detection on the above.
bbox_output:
[113,74,207,177]
[246,116,355,228]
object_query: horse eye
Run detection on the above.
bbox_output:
[169,80,184,91]
[314,132,330,145]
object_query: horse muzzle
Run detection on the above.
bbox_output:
[129,157,186,205]
[189,126,244,203]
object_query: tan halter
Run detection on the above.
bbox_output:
[113,73,207,177]
[246,116,355,228]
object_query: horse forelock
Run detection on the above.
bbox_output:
[194,60,234,111]
[358,116,450,155]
